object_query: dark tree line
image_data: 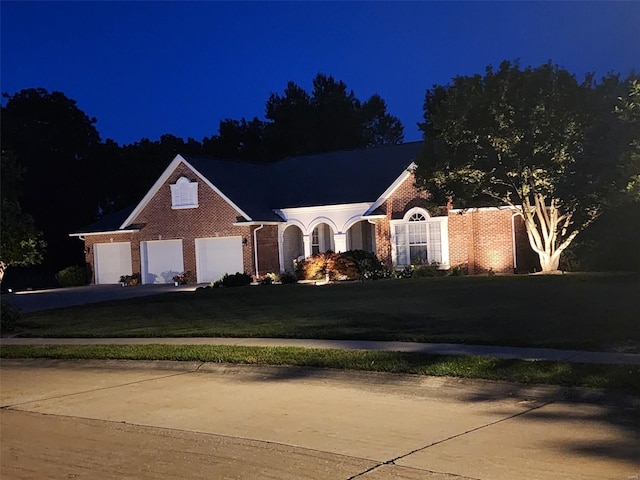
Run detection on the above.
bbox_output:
[0,75,403,285]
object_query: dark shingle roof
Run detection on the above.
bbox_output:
[73,205,137,234]
[185,141,423,220]
[182,156,282,222]
[272,141,423,209]
[76,142,424,233]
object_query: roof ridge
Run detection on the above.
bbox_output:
[274,140,423,163]
[181,154,272,167]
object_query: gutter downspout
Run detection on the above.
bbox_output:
[511,213,519,273]
[253,224,265,280]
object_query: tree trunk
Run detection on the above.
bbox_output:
[520,194,578,274]
[537,251,561,273]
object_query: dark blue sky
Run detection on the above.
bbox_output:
[2,1,638,145]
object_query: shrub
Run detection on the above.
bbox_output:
[279,271,298,284]
[260,272,279,285]
[447,264,468,276]
[212,272,252,288]
[413,264,445,278]
[342,250,389,280]
[56,265,88,287]
[119,273,141,286]
[172,271,195,285]
[297,252,358,281]
[0,297,21,332]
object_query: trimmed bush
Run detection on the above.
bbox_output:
[56,265,88,287]
[212,272,252,288]
[342,250,388,280]
[279,271,298,284]
[297,252,358,281]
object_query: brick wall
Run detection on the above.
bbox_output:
[374,173,430,267]
[85,162,268,283]
[447,208,537,274]
[255,225,280,276]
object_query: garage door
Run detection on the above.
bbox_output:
[195,237,244,283]
[140,240,184,284]
[94,242,132,284]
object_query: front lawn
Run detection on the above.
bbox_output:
[12,274,640,352]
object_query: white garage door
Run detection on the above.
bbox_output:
[140,239,184,284]
[94,242,132,284]
[195,237,244,283]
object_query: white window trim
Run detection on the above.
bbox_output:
[170,176,199,209]
[389,207,449,269]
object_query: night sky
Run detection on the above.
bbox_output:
[2,1,638,146]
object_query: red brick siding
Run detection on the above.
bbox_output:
[85,162,261,283]
[255,225,280,276]
[374,173,431,268]
[513,215,540,273]
[447,208,524,274]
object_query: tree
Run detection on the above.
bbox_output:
[616,79,640,199]
[1,88,101,271]
[203,73,404,161]
[0,150,46,283]
[415,61,638,272]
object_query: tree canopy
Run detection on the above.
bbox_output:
[0,150,46,282]
[415,61,639,272]
[1,89,101,272]
[203,73,404,161]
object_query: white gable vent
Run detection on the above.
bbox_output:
[170,176,198,209]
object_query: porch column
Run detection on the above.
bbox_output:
[302,234,312,258]
[333,232,347,253]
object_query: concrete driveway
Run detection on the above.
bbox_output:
[4,283,197,312]
[1,360,638,479]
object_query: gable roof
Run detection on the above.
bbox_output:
[181,156,281,222]
[72,141,424,234]
[183,141,423,220]
[272,141,423,209]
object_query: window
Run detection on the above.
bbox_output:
[311,224,334,254]
[170,177,198,209]
[392,209,447,267]
[311,227,320,255]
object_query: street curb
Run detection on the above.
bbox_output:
[2,358,638,409]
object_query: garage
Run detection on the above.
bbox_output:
[140,239,184,284]
[195,237,244,283]
[94,242,132,284]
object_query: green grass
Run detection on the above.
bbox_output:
[14,274,640,352]
[2,344,639,394]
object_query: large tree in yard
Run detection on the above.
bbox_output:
[0,150,46,283]
[415,61,639,273]
[1,88,101,271]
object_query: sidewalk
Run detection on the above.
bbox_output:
[3,337,639,365]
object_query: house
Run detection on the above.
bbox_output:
[71,142,536,284]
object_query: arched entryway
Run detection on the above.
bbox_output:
[311,223,334,254]
[281,225,304,272]
[346,220,376,253]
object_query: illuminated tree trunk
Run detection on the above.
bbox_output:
[520,194,579,273]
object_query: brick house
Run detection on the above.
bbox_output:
[71,142,536,284]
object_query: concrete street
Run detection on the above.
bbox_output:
[1,359,638,479]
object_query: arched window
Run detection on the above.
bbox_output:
[392,208,445,267]
[170,177,198,209]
